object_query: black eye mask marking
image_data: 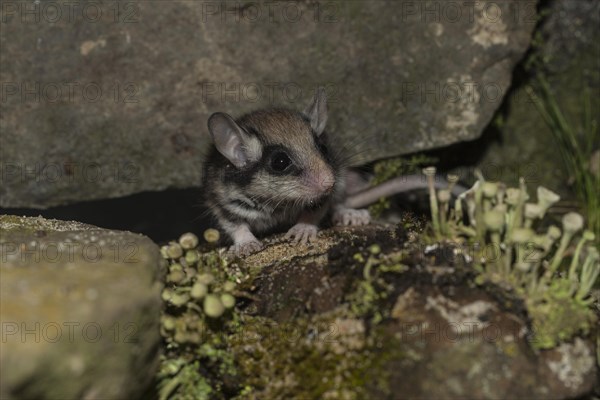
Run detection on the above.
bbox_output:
[270,151,292,172]
[262,145,301,176]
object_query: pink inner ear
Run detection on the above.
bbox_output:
[304,88,328,136]
[222,133,241,156]
[216,130,247,168]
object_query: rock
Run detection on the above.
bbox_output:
[0,0,537,208]
[185,223,597,399]
[0,215,163,399]
[382,290,596,399]
[471,0,599,195]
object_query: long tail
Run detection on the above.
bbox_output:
[344,173,467,209]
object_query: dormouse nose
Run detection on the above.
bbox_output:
[320,177,334,191]
[317,169,335,192]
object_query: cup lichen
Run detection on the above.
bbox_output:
[421,167,599,349]
[157,230,246,399]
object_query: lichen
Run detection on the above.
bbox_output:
[155,182,598,398]
[155,228,413,399]
[467,2,509,48]
[420,167,599,349]
[547,338,595,389]
[347,246,408,324]
[424,295,496,334]
[157,359,213,400]
[157,232,248,399]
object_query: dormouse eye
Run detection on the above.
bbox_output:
[270,151,292,172]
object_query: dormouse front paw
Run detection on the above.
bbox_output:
[285,223,319,245]
[333,207,371,226]
[229,239,263,257]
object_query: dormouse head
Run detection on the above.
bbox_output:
[207,87,336,205]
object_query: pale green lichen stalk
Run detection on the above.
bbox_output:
[575,246,599,303]
[422,167,440,237]
[422,167,599,349]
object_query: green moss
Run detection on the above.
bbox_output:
[499,341,519,359]
[527,280,596,350]
[155,200,596,399]
[228,312,401,399]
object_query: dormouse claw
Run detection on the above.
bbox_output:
[229,239,263,257]
[285,223,319,245]
[333,208,371,226]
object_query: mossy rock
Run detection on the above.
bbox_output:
[0,215,164,399]
[158,222,598,399]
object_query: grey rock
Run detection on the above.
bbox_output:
[219,223,597,399]
[0,0,537,208]
[0,215,163,399]
[471,0,599,195]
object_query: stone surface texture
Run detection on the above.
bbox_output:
[0,0,537,208]
[232,223,598,399]
[472,0,599,195]
[0,215,163,399]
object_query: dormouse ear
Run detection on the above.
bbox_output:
[208,112,249,168]
[303,87,328,136]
